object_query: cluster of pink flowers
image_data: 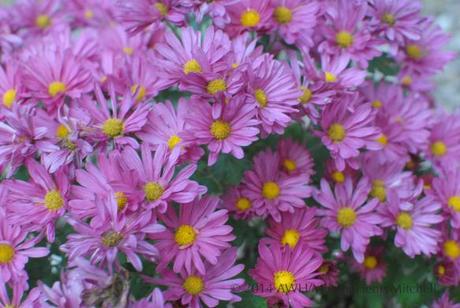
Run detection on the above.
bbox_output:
[0,0,458,307]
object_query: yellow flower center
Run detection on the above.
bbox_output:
[55,124,70,139]
[210,120,231,140]
[401,75,412,86]
[382,13,396,26]
[282,159,297,172]
[443,240,460,260]
[48,81,66,97]
[431,141,447,157]
[319,264,330,274]
[123,47,134,56]
[183,59,202,75]
[376,134,388,146]
[175,224,197,246]
[240,9,260,27]
[336,31,354,48]
[406,44,423,59]
[324,71,337,83]
[206,79,227,95]
[2,88,16,108]
[299,86,312,104]
[0,243,14,264]
[154,2,168,16]
[371,100,382,108]
[36,14,51,29]
[281,229,300,248]
[102,118,124,138]
[274,6,292,24]
[255,89,268,107]
[331,171,345,183]
[262,181,281,200]
[364,256,378,269]
[437,265,446,276]
[370,180,386,202]
[44,190,64,211]
[144,182,164,202]
[101,231,123,247]
[183,275,204,295]
[274,271,296,293]
[115,192,128,210]
[337,207,357,228]
[84,9,94,20]
[167,134,182,150]
[236,197,251,211]
[130,84,146,102]
[396,212,413,230]
[448,196,460,212]
[328,123,346,142]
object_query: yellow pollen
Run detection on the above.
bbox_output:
[336,31,354,48]
[48,81,66,97]
[240,9,260,27]
[144,182,164,202]
[167,134,182,150]
[382,13,396,26]
[396,212,413,230]
[236,197,251,212]
[115,192,128,210]
[231,63,239,69]
[101,231,123,247]
[376,134,388,146]
[274,6,292,24]
[44,190,64,211]
[282,159,297,172]
[319,264,330,274]
[123,47,134,56]
[437,265,446,276]
[102,118,124,138]
[274,271,296,293]
[371,100,382,108]
[183,59,202,75]
[3,88,16,108]
[0,243,14,264]
[406,44,423,59]
[154,2,169,16]
[370,180,387,202]
[255,89,268,107]
[262,181,281,200]
[448,196,460,212]
[210,120,231,140]
[84,9,94,20]
[36,14,51,29]
[183,275,204,295]
[206,79,227,95]
[332,171,345,183]
[55,124,70,139]
[299,87,312,104]
[4,304,15,308]
[337,207,357,228]
[401,75,413,86]
[364,256,378,269]
[443,240,460,260]
[431,141,447,157]
[328,123,346,142]
[130,84,146,102]
[324,71,337,83]
[175,224,197,246]
[281,229,300,248]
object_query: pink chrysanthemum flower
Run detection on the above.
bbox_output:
[6,159,69,242]
[350,246,387,285]
[250,242,323,307]
[99,25,148,59]
[224,0,272,36]
[40,270,84,307]
[432,292,460,308]
[270,0,320,45]
[0,276,42,308]
[131,288,171,308]
[277,138,314,177]
[184,98,259,166]
[381,185,443,258]
[313,178,383,262]
[242,149,312,222]
[438,229,460,274]
[153,248,244,307]
[222,186,254,220]
[317,260,339,287]
[0,63,23,110]
[150,196,235,275]
[121,144,206,212]
[434,258,459,287]
[318,55,367,92]
[430,167,460,229]
[265,207,327,253]
[64,0,115,28]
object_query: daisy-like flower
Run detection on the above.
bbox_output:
[277,138,314,177]
[6,159,70,242]
[318,55,367,93]
[224,0,272,36]
[0,63,23,110]
[265,207,327,253]
[381,185,443,257]
[245,54,300,134]
[438,228,460,270]
[270,0,320,45]
[242,149,312,222]
[0,276,42,308]
[222,186,254,220]
[153,248,244,307]
[432,292,460,308]
[250,242,323,307]
[150,196,235,274]
[317,260,339,287]
[318,95,381,171]
[350,246,387,285]
[121,144,206,212]
[430,167,460,229]
[184,98,259,165]
[313,178,383,262]
[131,288,171,308]
[434,258,459,287]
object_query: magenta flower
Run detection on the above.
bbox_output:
[0,63,23,109]
[224,0,272,36]
[242,149,312,222]
[432,292,460,308]
[250,242,323,307]
[430,167,460,229]
[350,246,387,285]
[313,178,383,262]
[317,260,339,287]
[434,258,459,287]
[221,186,254,220]
[318,55,367,92]
[277,138,314,177]
[0,276,42,308]
[131,288,171,308]
[150,196,235,275]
